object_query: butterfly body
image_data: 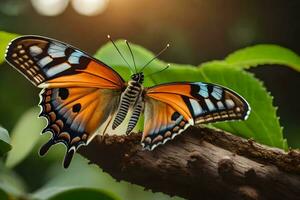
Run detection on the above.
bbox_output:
[5,35,251,168]
[112,73,144,132]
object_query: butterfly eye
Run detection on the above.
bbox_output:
[131,74,139,81]
[140,73,144,80]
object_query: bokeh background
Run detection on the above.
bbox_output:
[0,0,299,199]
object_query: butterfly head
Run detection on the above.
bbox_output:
[131,72,144,84]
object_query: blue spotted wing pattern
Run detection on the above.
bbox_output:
[5,35,124,88]
[143,82,250,150]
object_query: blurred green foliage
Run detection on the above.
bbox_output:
[0,127,11,156]
[1,31,300,199]
[6,107,45,168]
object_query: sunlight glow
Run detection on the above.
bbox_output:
[71,0,109,16]
[31,0,69,16]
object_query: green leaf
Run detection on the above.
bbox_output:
[43,188,118,200]
[6,107,46,168]
[0,127,11,156]
[225,44,300,72]
[94,41,286,149]
[0,31,19,64]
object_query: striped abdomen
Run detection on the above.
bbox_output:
[112,81,142,129]
[126,99,143,134]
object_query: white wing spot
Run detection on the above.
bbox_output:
[29,46,43,56]
[225,99,235,109]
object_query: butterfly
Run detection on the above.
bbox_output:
[5,35,250,168]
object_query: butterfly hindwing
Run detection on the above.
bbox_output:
[39,87,120,168]
[143,82,250,150]
[142,98,190,150]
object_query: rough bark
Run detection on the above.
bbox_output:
[79,126,300,200]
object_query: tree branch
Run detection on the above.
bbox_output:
[79,126,300,200]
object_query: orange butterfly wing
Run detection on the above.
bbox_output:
[39,87,120,167]
[143,82,250,150]
[142,97,190,150]
[5,36,125,167]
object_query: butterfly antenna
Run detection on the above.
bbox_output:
[139,43,170,72]
[145,64,170,77]
[107,35,134,73]
[125,40,137,73]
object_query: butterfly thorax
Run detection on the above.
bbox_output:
[112,72,144,133]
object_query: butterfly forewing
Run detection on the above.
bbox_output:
[5,36,125,88]
[188,82,250,123]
